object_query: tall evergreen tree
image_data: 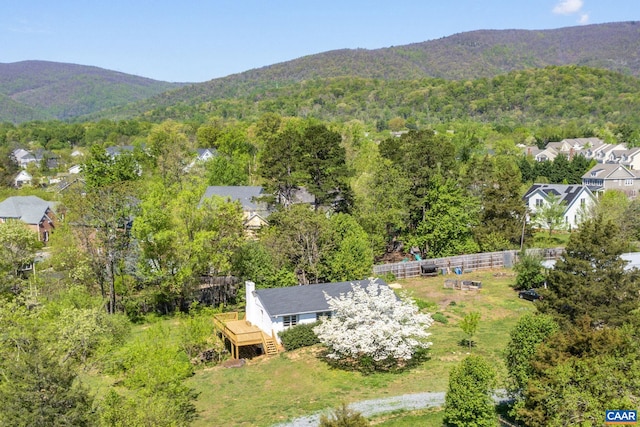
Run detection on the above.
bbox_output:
[299,124,353,212]
[379,129,457,228]
[474,156,528,251]
[538,214,639,327]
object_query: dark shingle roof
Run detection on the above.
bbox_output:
[254,279,388,317]
[523,184,591,207]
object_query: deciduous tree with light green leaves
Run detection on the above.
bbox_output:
[133,180,245,312]
[533,192,567,237]
[0,300,96,426]
[0,220,41,294]
[459,311,481,348]
[444,355,497,427]
[504,313,558,399]
[410,174,480,258]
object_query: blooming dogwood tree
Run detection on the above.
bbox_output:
[313,279,433,369]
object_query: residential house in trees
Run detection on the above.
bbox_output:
[196,148,217,162]
[0,195,58,242]
[11,148,59,169]
[200,186,270,235]
[185,148,218,171]
[522,137,640,168]
[13,170,33,188]
[523,184,596,229]
[582,164,640,198]
[605,147,640,170]
[105,145,136,158]
[525,146,559,162]
[12,148,36,168]
[213,279,388,358]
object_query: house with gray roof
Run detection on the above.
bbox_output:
[12,148,36,168]
[200,186,270,234]
[582,164,640,198]
[105,145,136,158]
[245,279,389,344]
[523,184,595,229]
[0,196,58,241]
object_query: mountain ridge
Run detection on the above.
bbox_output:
[0,60,185,123]
[2,21,640,123]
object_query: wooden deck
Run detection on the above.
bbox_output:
[213,312,279,359]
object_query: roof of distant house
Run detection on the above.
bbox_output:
[254,279,388,317]
[0,195,55,224]
[582,163,637,179]
[523,183,594,207]
[105,145,136,156]
[200,186,265,211]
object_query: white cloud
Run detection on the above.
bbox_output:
[578,13,590,24]
[552,0,584,15]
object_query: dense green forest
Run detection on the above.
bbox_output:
[94,66,640,131]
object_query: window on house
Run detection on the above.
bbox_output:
[625,179,633,186]
[535,199,543,207]
[283,315,298,328]
[581,198,586,206]
[316,311,332,321]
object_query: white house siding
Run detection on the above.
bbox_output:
[526,186,595,230]
[244,281,274,337]
[563,192,592,229]
[244,281,331,344]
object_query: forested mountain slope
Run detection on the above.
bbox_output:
[94,21,640,120]
[106,66,640,128]
[4,22,639,124]
[0,61,184,123]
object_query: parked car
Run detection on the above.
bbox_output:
[519,288,542,301]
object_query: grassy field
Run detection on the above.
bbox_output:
[184,268,536,426]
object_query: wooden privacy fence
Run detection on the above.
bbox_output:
[372,247,564,280]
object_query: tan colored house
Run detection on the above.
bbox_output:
[582,164,640,198]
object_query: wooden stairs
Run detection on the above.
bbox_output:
[262,333,279,356]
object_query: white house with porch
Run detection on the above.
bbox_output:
[245,279,388,344]
[213,279,388,358]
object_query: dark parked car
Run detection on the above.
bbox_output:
[519,289,542,301]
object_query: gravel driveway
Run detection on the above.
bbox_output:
[271,390,507,427]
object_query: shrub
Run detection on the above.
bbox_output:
[319,403,369,427]
[444,355,497,427]
[279,322,320,351]
[413,297,437,312]
[513,252,545,291]
[432,312,448,324]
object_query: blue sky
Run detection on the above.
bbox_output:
[2,0,639,82]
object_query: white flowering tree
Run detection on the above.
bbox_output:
[313,279,433,371]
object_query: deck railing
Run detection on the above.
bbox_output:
[213,312,264,345]
[213,312,238,331]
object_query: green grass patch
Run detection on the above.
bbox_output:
[371,408,444,426]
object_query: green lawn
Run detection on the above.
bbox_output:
[183,268,536,426]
